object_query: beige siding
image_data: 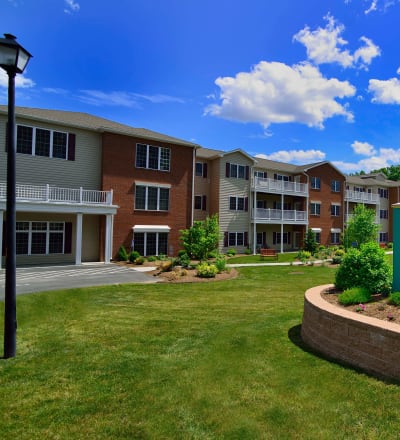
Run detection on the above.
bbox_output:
[0,115,102,190]
[218,152,252,252]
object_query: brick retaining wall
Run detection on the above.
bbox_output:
[301,284,400,382]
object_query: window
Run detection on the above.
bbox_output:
[310,202,321,216]
[194,195,207,210]
[229,196,248,211]
[331,204,340,216]
[275,174,289,181]
[256,200,267,209]
[314,232,321,244]
[254,171,266,178]
[380,210,389,219]
[378,188,388,199]
[134,232,168,256]
[331,232,340,244]
[331,180,341,192]
[273,201,291,210]
[227,232,248,247]
[226,162,249,180]
[273,232,291,245]
[311,177,321,190]
[380,232,388,243]
[136,143,170,171]
[135,185,170,211]
[16,125,73,160]
[16,221,65,255]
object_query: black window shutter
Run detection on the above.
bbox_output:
[64,222,72,254]
[67,133,76,161]
[245,166,249,180]
[224,231,228,247]
[288,232,291,244]
[203,163,208,178]
[245,197,248,212]
[274,173,277,180]
[262,232,267,247]
[2,221,6,256]
[244,232,248,247]
[264,172,267,178]
[202,195,207,211]
[273,232,277,245]
[226,162,230,178]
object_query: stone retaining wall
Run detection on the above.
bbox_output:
[301,284,400,382]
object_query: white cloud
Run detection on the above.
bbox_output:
[334,146,400,172]
[205,61,355,129]
[365,0,378,13]
[0,69,35,88]
[368,77,400,103]
[64,0,80,14]
[255,149,326,164]
[351,140,376,156]
[293,14,380,69]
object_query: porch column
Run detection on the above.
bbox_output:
[253,190,257,254]
[280,222,284,254]
[0,210,3,269]
[75,213,83,265]
[104,214,113,263]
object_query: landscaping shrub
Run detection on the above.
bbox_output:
[118,246,129,261]
[214,254,227,273]
[389,292,400,306]
[175,252,191,268]
[296,250,311,263]
[135,256,145,265]
[335,242,392,295]
[208,250,218,259]
[226,248,236,257]
[129,250,140,263]
[338,287,372,305]
[159,260,173,272]
[244,248,252,255]
[196,263,218,278]
[147,256,156,262]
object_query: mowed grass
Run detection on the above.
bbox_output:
[1,265,400,439]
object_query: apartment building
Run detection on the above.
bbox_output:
[0,106,197,266]
[195,147,400,253]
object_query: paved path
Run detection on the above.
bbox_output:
[0,263,158,298]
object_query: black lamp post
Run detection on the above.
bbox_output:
[0,34,32,358]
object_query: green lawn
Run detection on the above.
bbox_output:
[1,265,400,439]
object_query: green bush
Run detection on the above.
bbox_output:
[387,242,393,249]
[147,256,156,262]
[129,250,140,263]
[118,246,129,261]
[135,256,145,265]
[175,252,191,268]
[338,287,371,305]
[334,249,345,257]
[389,292,400,306]
[331,256,342,265]
[335,242,392,296]
[244,248,252,255]
[296,250,311,263]
[226,248,237,257]
[196,263,218,278]
[214,254,227,273]
[208,250,218,259]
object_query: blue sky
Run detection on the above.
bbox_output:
[2,0,400,173]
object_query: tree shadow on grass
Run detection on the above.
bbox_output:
[288,324,400,385]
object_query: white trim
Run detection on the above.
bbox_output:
[311,228,322,232]
[331,228,341,233]
[133,225,171,233]
[134,181,171,189]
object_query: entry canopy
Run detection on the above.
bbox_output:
[133,225,171,233]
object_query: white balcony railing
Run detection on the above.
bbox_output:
[0,182,113,206]
[253,177,308,196]
[345,190,379,204]
[252,208,307,223]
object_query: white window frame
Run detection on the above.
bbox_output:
[331,204,340,217]
[331,180,341,192]
[135,183,171,211]
[16,221,65,255]
[310,202,321,216]
[311,177,321,190]
[136,143,171,171]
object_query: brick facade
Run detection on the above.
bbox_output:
[101,132,195,257]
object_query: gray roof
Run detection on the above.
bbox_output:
[346,173,399,187]
[0,106,199,148]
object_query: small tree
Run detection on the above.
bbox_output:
[303,228,318,255]
[343,204,380,250]
[180,215,220,260]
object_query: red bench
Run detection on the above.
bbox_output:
[260,248,278,260]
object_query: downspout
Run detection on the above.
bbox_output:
[302,172,310,246]
[191,147,196,226]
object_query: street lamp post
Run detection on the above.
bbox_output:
[0,34,32,358]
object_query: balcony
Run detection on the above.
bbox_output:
[0,182,113,206]
[252,208,307,224]
[345,190,379,204]
[253,177,308,196]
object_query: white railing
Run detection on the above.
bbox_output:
[0,182,113,205]
[252,208,307,222]
[253,177,308,196]
[345,190,379,204]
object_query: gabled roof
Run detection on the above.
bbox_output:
[346,173,400,187]
[196,147,257,163]
[0,106,200,148]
